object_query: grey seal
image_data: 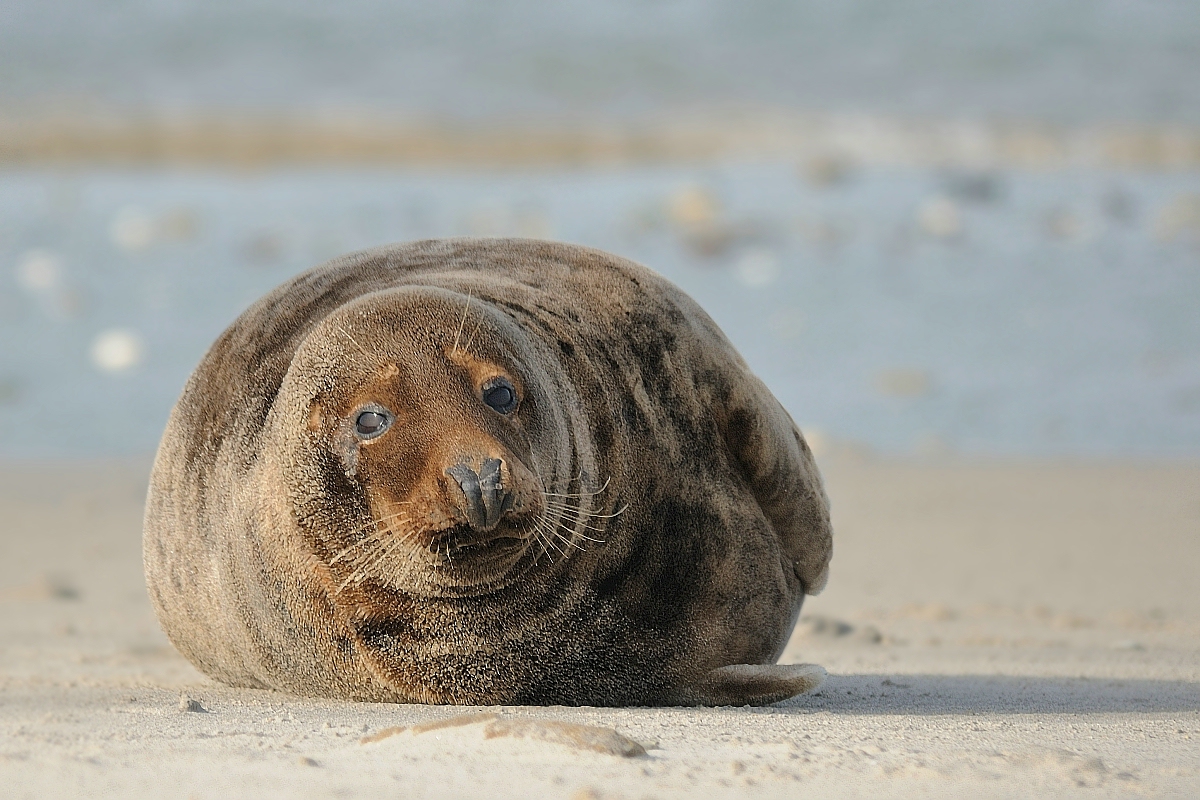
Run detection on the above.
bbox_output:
[143,237,832,705]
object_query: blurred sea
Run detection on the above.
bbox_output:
[1,1,1198,459]
[3,165,1198,459]
[4,0,1200,124]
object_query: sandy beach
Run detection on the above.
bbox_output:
[2,455,1197,799]
[3,2,1198,797]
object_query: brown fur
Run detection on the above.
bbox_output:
[143,238,832,706]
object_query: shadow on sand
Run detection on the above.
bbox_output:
[772,674,1200,715]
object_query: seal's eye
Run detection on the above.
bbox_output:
[354,408,393,439]
[481,377,519,415]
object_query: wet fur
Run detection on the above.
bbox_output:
[143,238,832,706]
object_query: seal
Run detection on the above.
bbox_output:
[143,238,833,706]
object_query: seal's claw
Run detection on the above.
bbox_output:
[682,663,827,706]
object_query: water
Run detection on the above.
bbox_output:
[2,165,1198,458]
[3,2,1198,458]
[3,0,1200,125]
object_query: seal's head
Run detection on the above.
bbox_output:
[275,285,585,601]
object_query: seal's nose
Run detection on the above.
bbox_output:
[445,458,511,531]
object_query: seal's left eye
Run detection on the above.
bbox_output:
[354,408,392,439]
[482,377,519,415]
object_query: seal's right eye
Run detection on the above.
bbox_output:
[482,377,519,415]
[354,408,392,439]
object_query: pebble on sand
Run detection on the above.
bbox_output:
[15,249,62,294]
[876,369,933,398]
[110,206,155,251]
[0,572,81,601]
[734,248,780,288]
[90,329,144,373]
[1153,193,1200,242]
[793,615,883,644]
[484,718,647,757]
[178,694,206,713]
[667,185,719,228]
[0,376,19,405]
[916,196,963,239]
[802,155,854,188]
[1044,208,1083,239]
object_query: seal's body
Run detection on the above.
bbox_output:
[144,238,832,706]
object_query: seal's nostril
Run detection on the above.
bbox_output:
[445,464,485,530]
[478,458,503,490]
[477,458,509,530]
[445,460,510,532]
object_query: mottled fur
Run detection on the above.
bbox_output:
[143,238,832,706]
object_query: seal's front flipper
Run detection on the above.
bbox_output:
[683,663,827,706]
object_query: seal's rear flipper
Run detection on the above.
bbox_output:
[683,663,827,706]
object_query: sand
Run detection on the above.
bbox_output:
[3,114,1199,169]
[1,456,1198,799]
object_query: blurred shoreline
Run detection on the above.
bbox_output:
[3,162,1199,459]
[3,112,1200,169]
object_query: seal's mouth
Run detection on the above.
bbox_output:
[324,506,541,598]
[427,523,529,568]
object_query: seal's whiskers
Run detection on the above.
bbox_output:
[328,510,413,564]
[540,477,612,499]
[335,520,422,594]
[541,498,627,523]
[532,481,626,556]
[529,515,568,562]
[450,290,473,356]
[528,505,597,567]
[337,502,415,539]
[534,519,571,560]
[462,314,485,355]
[540,499,626,538]
[540,506,608,537]
[333,323,373,361]
[337,532,403,591]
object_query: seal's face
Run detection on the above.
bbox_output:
[293,289,559,600]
